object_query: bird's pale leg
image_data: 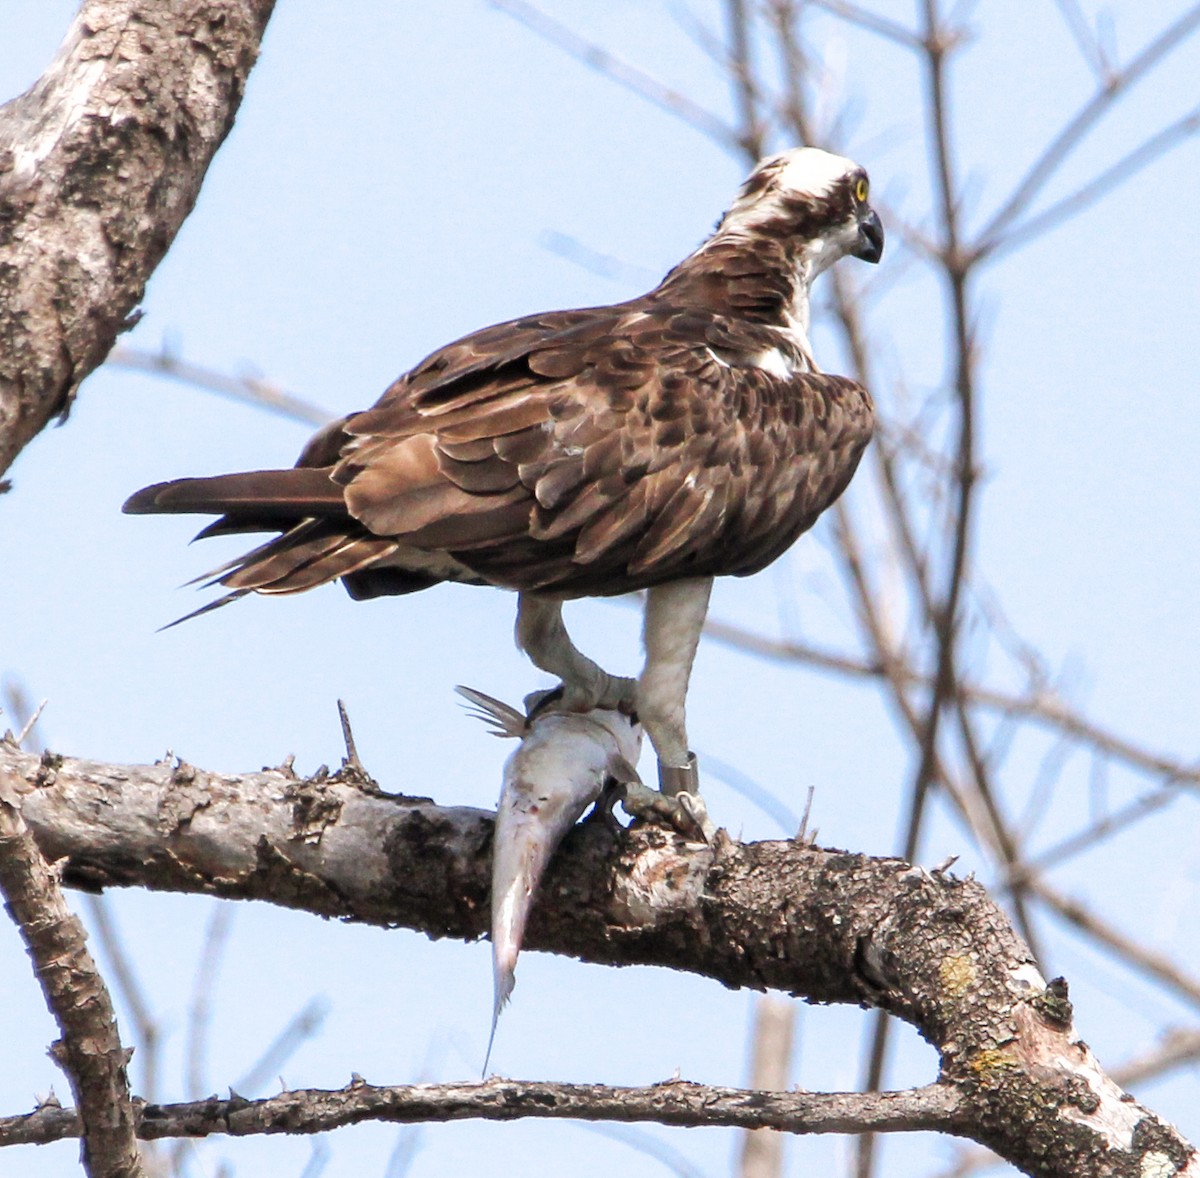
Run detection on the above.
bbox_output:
[638,577,713,796]
[515,593,635,713]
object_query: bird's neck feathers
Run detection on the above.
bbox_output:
[654,225,822,342]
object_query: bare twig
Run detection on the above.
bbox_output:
[857,7,981,1172]
[1113,1026,1200,1089]
[1052,0,1112,78]
[336,699,369,780]
[538,230,657,287]
[14,699,47,748]
[808,0,923,48]
[1033,879,1200,1012]
[186,902,236,1100]
[298,1136,330,1178]
[981,104,1200,261]
[696,611,1200,793]
[488,0,741,149]
[981,4,1200,245]
[233,998,331,1097]
[1001,784,1183,893]
[575,1121,708,1178]
[82,895,162,1106]
[2,679,46,750]
[739,996,796,1178]
[696,750,802,834]
[106,345,333,427]
[725,0,766,158]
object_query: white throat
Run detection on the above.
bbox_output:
[774,246,822,367]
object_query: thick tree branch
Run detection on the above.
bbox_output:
[1,735,1195,1176]
[0,774,143,1177]
[0,0,276,479]
[0,1077,963,1147]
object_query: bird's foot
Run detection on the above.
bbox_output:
[524,673,637,720]
[618,776,716,843]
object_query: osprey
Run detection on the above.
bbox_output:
[125,147,882,812]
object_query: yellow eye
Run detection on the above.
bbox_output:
[854,177,869,203]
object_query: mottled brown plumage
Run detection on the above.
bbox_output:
[126,146,883,796]
[127,213,875,603]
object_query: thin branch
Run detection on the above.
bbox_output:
[981,4,1200,244]
[298,1138,330,1178]
[697,613,1200,793]
[903,0,976,868]
[1,679,46,751]
[1033,879,1200,1012]
[739,996,796,1178]
[765,0,812,148]
[106,345,333,428]
[233,998,330,1097]
[859,9,979,1174]
[1052,0,1112,79]
[488,0,741,149]
[186,902,236,1100]
[82,895,163,1106]
[725,0,766,158]
[538,230,658,287]
[15,700,47,748]
[1000,784,1182,893]
[805,0,924,48]
[1113,1026,1200,1090]
[0,772,144,1178]
[575,1120,708,1178]
[697,750,802,835]
[981,104,1200,261]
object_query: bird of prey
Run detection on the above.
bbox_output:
[125,146,882,812]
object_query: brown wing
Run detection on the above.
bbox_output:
[125,303,874,603]
[330,305,872,596]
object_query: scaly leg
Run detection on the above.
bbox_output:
[637,577,713,796]
[515,593,635,713]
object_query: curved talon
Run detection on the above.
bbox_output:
[658,751,700,797]
[619,778,712,842]
[676,790,717,842]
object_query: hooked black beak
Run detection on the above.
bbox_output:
[854,208,884,264]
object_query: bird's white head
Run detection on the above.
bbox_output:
[716,146,884,278]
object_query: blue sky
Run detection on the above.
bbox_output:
[2,4,1199,1176]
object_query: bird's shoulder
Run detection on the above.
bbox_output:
[339,299,870,442]
[300,300,873,594]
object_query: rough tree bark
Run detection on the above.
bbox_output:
[0,781,143,1178]
[0,737,1194,1178]
[0,0,276,481]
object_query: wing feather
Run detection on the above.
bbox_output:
[126,298,874,606]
